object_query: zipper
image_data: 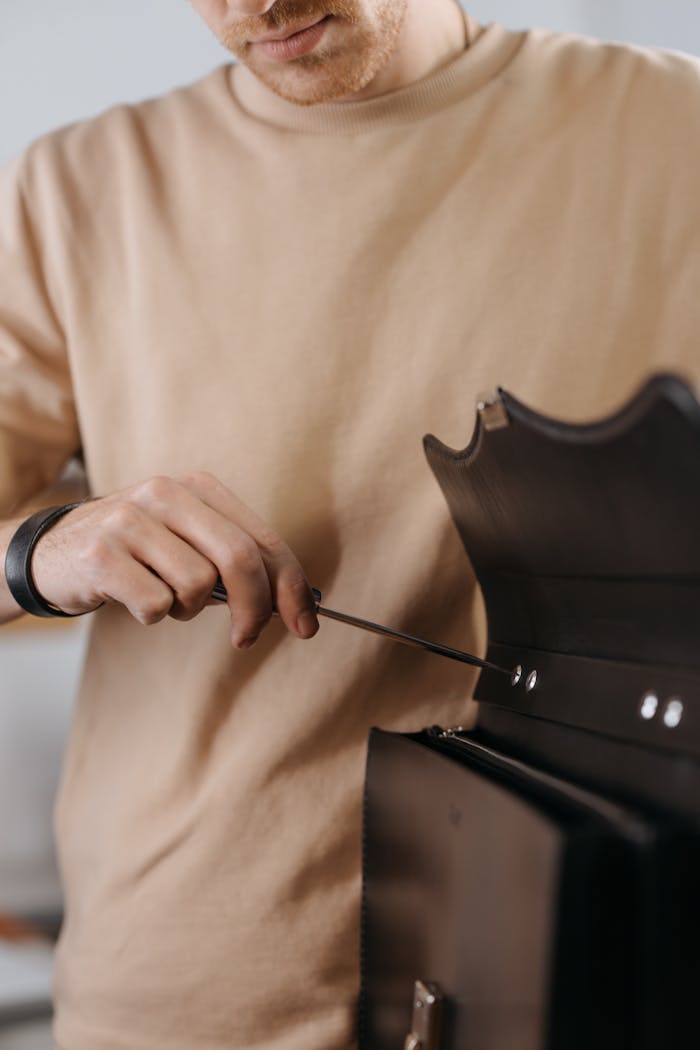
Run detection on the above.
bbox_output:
[426,725,651,839]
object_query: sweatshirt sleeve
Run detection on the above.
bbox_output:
[0,151,80,517]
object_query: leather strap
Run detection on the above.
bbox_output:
[4,503,83,618]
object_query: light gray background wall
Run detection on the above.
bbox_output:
[1,0,699,915]
[470,0,700,50]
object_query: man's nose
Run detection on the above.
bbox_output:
[225,0,277,13]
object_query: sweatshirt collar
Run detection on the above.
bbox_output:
[229,18,525,134]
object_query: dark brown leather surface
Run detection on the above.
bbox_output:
[423,375,700,581]
[361,378,700,1049]
[361,730,642,1050]
[423,374,700,760]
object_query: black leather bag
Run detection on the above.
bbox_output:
[360,375,700,1050]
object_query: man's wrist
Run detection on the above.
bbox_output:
[4,503,85,618]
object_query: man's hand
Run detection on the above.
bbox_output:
[28,472,319,648]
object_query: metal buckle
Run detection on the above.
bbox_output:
[403,980,443,1050]
[476,389,510,431]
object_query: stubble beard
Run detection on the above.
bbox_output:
[220,0,409,105]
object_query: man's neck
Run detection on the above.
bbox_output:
[343,0,468,103]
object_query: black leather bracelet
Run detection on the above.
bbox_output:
[4,502,84,618]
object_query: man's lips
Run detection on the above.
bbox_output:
[250,15,332,61]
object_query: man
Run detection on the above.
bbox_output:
[1,1,699,1047]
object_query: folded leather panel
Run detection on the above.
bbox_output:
[361,729,649,1050]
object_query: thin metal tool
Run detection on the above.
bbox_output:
[210,581,511,676]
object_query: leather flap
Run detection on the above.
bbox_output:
[423,374,700,756]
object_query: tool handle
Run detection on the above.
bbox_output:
[210,578,321,609]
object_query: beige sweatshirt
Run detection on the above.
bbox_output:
[1,18,699,1050]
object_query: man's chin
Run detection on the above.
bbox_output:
[245,57,376,106]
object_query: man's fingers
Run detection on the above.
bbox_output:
[89,545,176,626]
[213,527,274,647]
[176,471,318,639]
[129,477,275,646]
[269,564,319,639]
[123,516,219,622]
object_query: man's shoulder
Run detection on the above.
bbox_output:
[9,65,235,200]
[524,25,699,80]
[521,27,700,113]
[508,27,700,164]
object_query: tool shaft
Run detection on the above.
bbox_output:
[210,581,510,675]
[315,604,508,673]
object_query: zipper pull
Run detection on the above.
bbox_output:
[428,725,466,740]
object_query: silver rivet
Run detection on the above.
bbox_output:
[511,665,523,687]
[663,698,684,729]
[526,670,538,692]
[639,692,659,721]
